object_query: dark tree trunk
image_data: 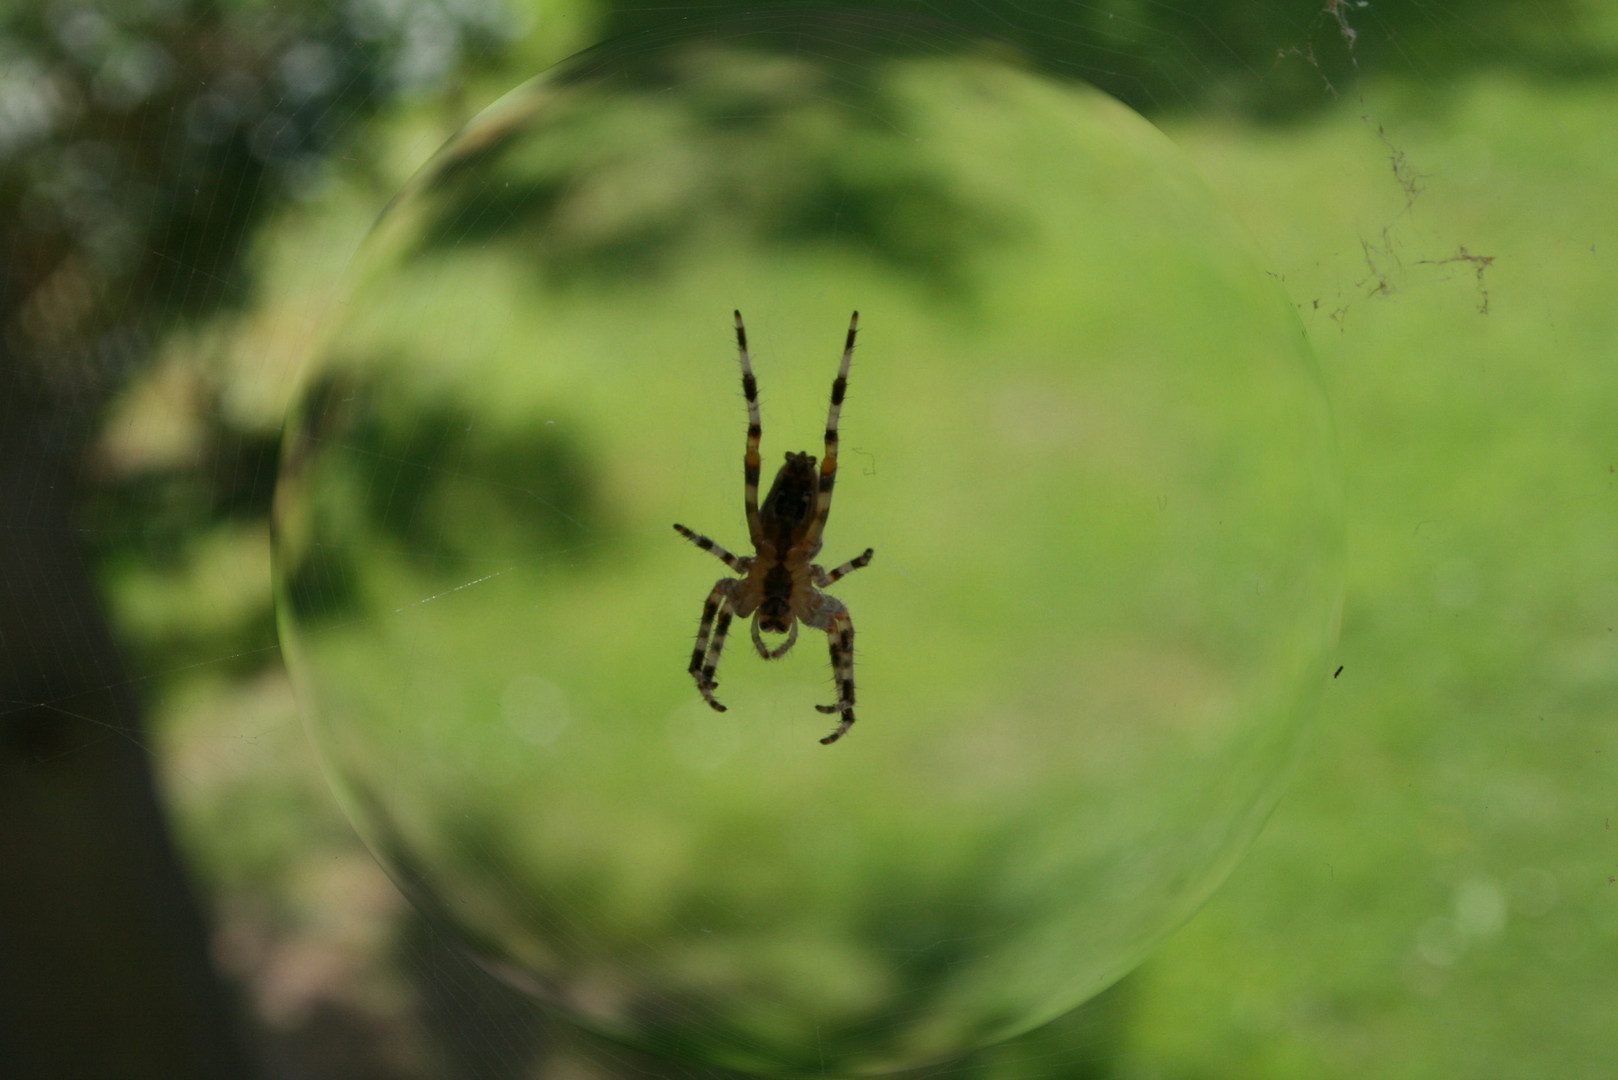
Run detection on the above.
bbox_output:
[0,372,256,1080]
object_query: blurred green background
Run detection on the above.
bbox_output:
[1,1,1614,1079]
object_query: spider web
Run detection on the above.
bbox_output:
[3,1,1615,1078]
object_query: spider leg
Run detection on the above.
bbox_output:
[703,608,735,702]
[808,311,858,547]
[805,598,857,744]
[750,613,799,659]
[734,310,766,549]
[673,524,752,573]
[689,579,737,711]
[813,548,874,587]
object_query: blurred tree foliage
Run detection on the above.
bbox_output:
[0,3,518,1077]
[1,0,515,384]
[604,0,1611,118]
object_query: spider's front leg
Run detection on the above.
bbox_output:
[689,579,739,711]
[806,596,858,744]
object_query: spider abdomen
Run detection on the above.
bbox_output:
[759,451,819,550]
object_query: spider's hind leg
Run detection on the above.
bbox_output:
[734,310,766,548]
[690,579,738,711]
[806,599,857,744]
[808,311,859,548]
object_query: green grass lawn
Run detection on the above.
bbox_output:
[1125,74,1618,1078]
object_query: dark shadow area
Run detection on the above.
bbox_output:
[277,373,602,629]
[604,0,1616,119]
[416,11,1026,300]
[396,905,1135,1080]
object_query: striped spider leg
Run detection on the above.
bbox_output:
[672,310,874,744]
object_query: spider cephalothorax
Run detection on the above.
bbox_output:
[672,311,874,745]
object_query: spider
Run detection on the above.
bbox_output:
[673,310,874,745]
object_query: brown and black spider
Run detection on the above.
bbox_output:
[673,310,874,745]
